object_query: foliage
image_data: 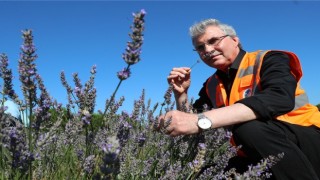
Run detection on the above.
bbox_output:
[0,9,281,179]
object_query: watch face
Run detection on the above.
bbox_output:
[198,118,212,129]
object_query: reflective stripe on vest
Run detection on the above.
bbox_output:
[207,50,266,108]
[294,93,309,110]
[238,50,265,95]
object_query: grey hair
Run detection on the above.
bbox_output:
[189,19,242,49]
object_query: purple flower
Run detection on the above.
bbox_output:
[122,9,146,65]
[18,29,38,107]
[74,86,81,93]
[0,54,20,101]
[2,105,8,111]
[90,64,97,74]
[117,67,131,80]
[81,109,92,125]
[140,9,147,15]
[83,155,95,174]
[164,84,173,105]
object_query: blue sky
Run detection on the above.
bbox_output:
[1,1,320,113]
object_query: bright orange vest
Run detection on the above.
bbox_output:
[206,50,320,128]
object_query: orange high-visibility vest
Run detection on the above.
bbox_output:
[206,50,320,127]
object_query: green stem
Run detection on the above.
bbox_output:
[27,92,33,179]
[0,95,4,173]
[103,64,131,118]
[85,127,89,156]
[103,80,123,116]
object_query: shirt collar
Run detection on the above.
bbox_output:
[230,49,246,70]
[216,49,246,75]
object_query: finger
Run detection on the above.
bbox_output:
[168,74,189,84]
[163,117,172,129]
[154,115,165,130]
[169,131,178,137]
[169,130,185,137]
[171,83,181,90]
[173,67,191,73]
[170,67,190,77]
[163,125,174,135]
[161,125,172,134]
[168,72,185,80]
[161,116,174,134]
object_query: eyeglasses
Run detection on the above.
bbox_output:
[193,35,228,52]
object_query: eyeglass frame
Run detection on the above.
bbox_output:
[193,35,229,52]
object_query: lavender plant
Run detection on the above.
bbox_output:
[0,9,283,180]
[0,54,21,105]
[103,9,146,117]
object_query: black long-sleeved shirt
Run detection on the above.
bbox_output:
[193,49,297,120]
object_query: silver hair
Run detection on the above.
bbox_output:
[189,19,242,49]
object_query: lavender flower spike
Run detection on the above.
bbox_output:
[103,9,146,118]
[0,53,20,102]
[122,9,146,65]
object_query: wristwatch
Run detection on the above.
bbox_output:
[197,113,212,130]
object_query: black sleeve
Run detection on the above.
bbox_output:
[236,51,297,120]
[193,79,213,113]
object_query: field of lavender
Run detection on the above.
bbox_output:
[0,9,281,179]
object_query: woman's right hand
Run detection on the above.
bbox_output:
[167,67,191,95]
